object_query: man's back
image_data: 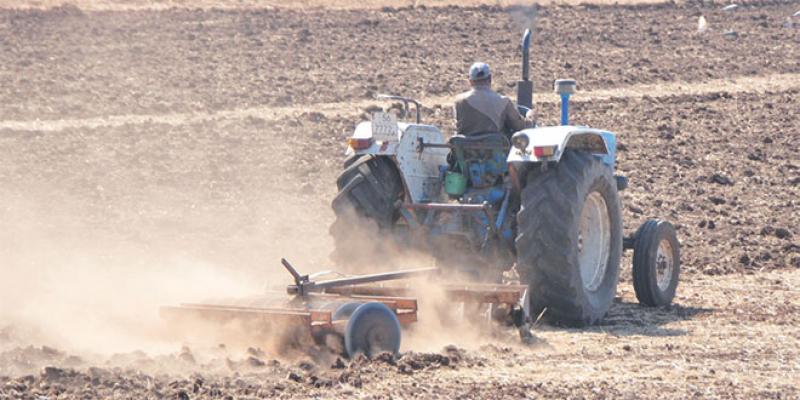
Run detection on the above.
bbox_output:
[454,86,526,137]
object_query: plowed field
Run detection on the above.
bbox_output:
[1,0,798,398]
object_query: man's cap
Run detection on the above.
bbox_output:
[468,62,491,81]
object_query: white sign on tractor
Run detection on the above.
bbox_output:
[371,112,399,142]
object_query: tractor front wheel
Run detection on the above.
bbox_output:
[632,219,681,307]
[515,150,623,326]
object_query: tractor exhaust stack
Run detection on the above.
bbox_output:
[517,29,533,110]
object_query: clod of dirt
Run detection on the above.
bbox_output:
[699,220,716,229]
[442,345,470,364]
[396,352,452,373]
[347,354,370,368]
[710,173,734,186]
[709,196,726,205]
[762,226,793,239]
[657,124,678,139]
[192,377,204,393]
[40,366,66,381]
[307,375,333,388]
[740,254,751,266]
[87,367,109,380]
[775,228,793,239]
[297,360,315,371]
[748,149,766,161]
[5,379,27,393]
[723,30,739,40]
[287,371,303,383]
[246,357,265,368]
[373,352,396,366]
[246,347,265,358]
[330,357,346,369]
[302,112,326,123]
[337,371,362,388]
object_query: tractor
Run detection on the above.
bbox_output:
[330,30,681,327]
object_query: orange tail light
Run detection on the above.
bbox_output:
[347,138,373,150]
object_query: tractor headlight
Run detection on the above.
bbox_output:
[511,132,530,151]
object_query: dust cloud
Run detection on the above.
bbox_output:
[329,217,516,353]
[0,200,237,356]
[0,182,332,359]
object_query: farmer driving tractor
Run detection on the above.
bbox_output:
[454,62,535,137]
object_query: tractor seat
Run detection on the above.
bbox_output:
[449,133,510,149]
[448,133,510,189]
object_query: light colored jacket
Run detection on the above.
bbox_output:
[454,86,528,137]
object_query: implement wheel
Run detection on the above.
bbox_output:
[516,150,623,326]
[332,302,362,321]
[632,219,681,306]
[344,302,401,358]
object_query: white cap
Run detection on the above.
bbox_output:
[468,62,491,81]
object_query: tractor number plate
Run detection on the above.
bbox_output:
[371,112,399,142]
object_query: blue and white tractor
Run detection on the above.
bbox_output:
[331,30,681,326]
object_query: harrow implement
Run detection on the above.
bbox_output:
[162,259,530,358]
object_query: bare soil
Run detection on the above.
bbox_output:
[1,270,798,398]
[0,0,705,11]
[0,0,798,398]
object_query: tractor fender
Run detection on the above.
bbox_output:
[346,121,449,203]
[346,121,402,157]
[506,125,617,168]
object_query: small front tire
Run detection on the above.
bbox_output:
[632,219,681,307]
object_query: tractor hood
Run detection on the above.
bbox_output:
[507,125,617,167]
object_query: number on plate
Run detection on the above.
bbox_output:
[371,112,399,142]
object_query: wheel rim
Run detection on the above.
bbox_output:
[656,239,674,291]
[366,327,388,355]
[578,191,611,292]
[345,303,401,358]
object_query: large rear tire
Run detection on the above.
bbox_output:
[516,150,623,326]
[330,155,404,266]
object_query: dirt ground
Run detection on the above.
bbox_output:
[0,0,799,398]
[0,0,683,11]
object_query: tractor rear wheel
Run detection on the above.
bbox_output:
[330,155,404,266]
[516,150,623,326]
